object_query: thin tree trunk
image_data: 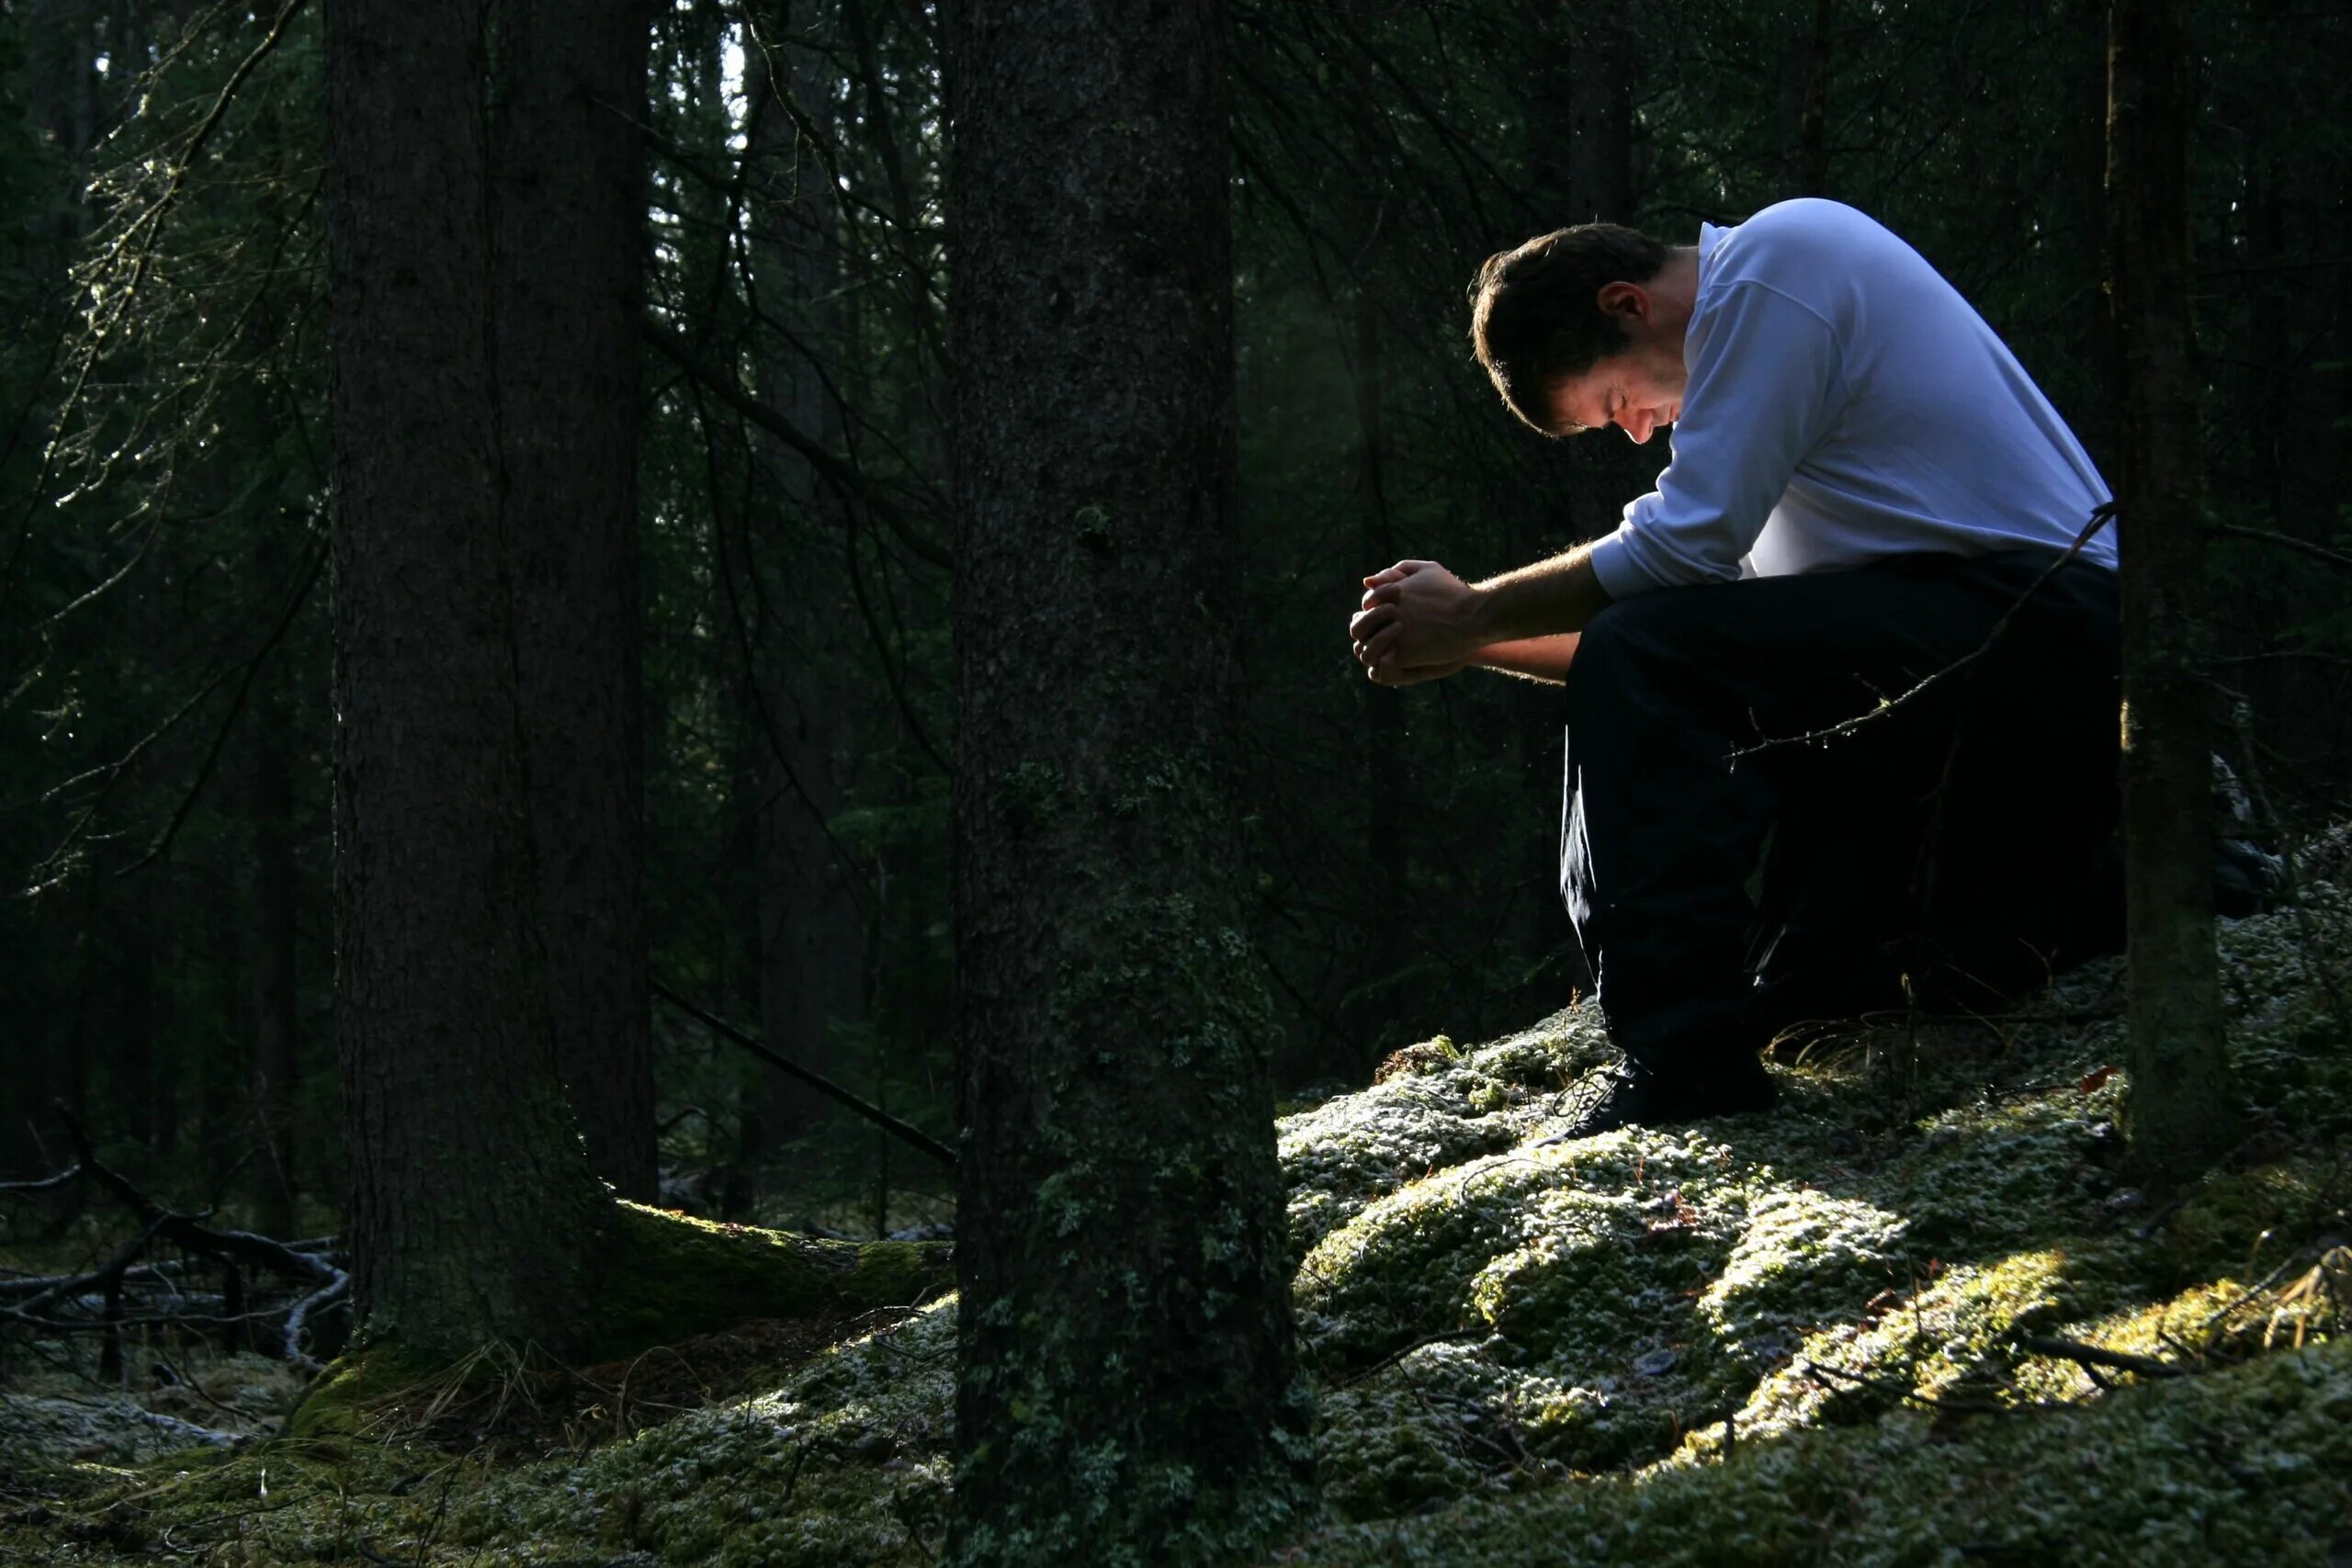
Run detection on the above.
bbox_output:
[1348,298,1407,1070]
[944,0,1315,1559]
[494,0,659,1202]
[247,595,301,1241]
[2107,0,2244,1180]
[1778,0,1834,198]
[325,0,616,1357]
[745,0,870,1156]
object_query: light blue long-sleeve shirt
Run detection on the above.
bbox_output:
[1585,199,2115,600]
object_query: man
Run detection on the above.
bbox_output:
[1348,198,2120,1137]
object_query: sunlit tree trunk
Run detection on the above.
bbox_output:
[2107,0,2244,1180]
[944,0,1316,1559]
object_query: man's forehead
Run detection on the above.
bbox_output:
[1546,373,1607,435]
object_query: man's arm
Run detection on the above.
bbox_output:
[1350,545,1611,682]
[1468,634,1581,684]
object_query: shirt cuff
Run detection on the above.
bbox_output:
[1586,528,1659,602]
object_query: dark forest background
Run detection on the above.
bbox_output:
[2,0,2346,1234]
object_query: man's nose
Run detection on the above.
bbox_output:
[1619,410,1656,445]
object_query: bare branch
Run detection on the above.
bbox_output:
[2216,523,2352,576]
[651,980,957,1169]
[2018,1335,2190,1379]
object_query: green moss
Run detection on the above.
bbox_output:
[1287,1338,2352,1566]
[277,1342,431,1447]
[15,884,2349,1565]
[1869,1093,2124,1255]
[1698,1190,1907,1371]
[1276,1010,1619,1257]
[452,1297,963,1567]
[594,1202,952,1359]
[852,1239,934,1305]
[2165,1160,2335,1281]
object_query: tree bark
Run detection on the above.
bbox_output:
[944,2,1315,1561]
[1778,0,1835,198]
[325,0,616,1357]
[1346,297,1407,1071]
[246,577,301,1241]
[493,0,659,1202]
[745,0,871,1157]
[2107,0,2244,1180]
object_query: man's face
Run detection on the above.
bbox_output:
[1545,340,1687,446]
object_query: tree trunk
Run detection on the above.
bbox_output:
[324,0,616,1358]
[1778,0,1835,198]
[247,587,301,1241]
[944,1,1316,1561]
[2107,0,2243,1180]
[493,0,659,1203]
[745,0,871,1158]
[1346,297,1407,1071]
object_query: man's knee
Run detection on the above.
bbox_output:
[1565,592,1696,718]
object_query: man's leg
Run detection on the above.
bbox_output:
[1559,551,2119,1111]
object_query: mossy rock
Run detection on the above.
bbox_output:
[1278,1011,1614,1257]
[13,886,2350,1565]
[594,1202,952,1359]
[1284,1337,2352,1566]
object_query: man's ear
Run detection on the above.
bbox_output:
[1595,281,1648,321]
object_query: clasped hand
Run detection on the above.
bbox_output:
[1348,559,1486,687]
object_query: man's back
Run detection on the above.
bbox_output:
[1590,198,2115,594]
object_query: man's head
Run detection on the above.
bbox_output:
[1467,222,1689,444]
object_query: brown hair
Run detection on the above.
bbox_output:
[1466,223,1671,435]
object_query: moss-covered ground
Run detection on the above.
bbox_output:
[6,892,2347,1564]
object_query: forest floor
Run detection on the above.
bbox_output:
[6,873,2350,1565]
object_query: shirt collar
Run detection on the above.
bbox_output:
[1698,220,1726,279]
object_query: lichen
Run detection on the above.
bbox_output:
[1287,1337,2352,1566]
[443,1299,962,1567]
[1276,1009,1617,1256]
[10,886,2348,1566]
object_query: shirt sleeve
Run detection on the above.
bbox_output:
[1586,281,1849,598]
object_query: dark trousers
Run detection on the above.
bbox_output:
[1559,549,2120,1079]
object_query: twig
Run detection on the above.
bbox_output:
[115,534,327,876]
[0,1259,191,1302]
[1327,1329,1485,1391]
[644,319,947,570]
[1733,503,2115,759]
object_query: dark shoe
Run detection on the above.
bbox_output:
[1537,1055,1778,1145]
[1537,1060,1654,1144]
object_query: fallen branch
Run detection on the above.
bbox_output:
[34,1105,346,1367]
[0,1164,83,1195]
[0,1259,194,1303]
[2017,1335,2190,1379]
[651,980,957,1169]
[1798,1357,2008,1414]
[2,1215,169,1322]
